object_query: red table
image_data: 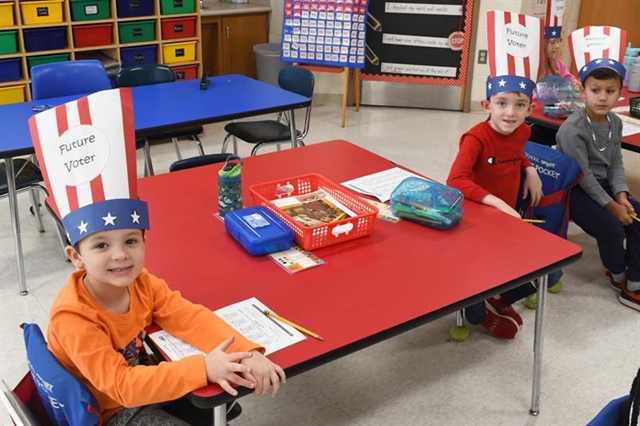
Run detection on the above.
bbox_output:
[139,140,582,422]
[527,87,640,153]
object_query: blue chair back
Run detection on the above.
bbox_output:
[22,323,102,425]
[116,64,175,87]
[587,395,630,426]
[31,60,111,100]
[278,66,315,98]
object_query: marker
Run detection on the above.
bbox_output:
[263,310,324,341]
[523,219,546,223]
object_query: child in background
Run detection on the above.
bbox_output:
[447,11,544,340]
[556,26,640,311]
[530,0,581,147]
[29,89,286,425]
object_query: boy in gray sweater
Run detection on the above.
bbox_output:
[556,62,639,311]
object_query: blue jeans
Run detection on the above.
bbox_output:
[569,184,640,282]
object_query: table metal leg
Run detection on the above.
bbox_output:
[288,109,298,148]
[213,404,227,426]
[5,159,28,295]
[530,273,548,415]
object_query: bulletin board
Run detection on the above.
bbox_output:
[280,0,371,68]
[360,0,474,86]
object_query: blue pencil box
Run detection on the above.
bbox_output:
[224,206,294,255]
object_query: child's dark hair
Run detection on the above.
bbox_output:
[583,67,623,88]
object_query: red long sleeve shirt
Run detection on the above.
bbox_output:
[447,121,532,209]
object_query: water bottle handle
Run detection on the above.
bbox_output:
[225,155,243,167]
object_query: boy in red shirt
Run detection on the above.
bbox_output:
[447,10,544,339]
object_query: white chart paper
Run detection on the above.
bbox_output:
[342,167,426,202]
[149,297,306,360]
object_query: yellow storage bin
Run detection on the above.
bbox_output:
[0,85,25,105]
[162,41,196,64]
[21,0,64,25]
[0,3,15,27]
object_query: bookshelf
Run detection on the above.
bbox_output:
[0,0,203,102]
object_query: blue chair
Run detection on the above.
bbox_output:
[116,64,205,175]
[16,323,102,425]
[587,395,631,425]
[221,66,315,156]
[31,59,111,100]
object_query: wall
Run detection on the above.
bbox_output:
[266,0,583,103]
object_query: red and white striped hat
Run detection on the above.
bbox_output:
[28,88,149,245]
[486,10,543,99]
[568,26,627,83]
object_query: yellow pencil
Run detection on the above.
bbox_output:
[263,310,324,341]
[631,214,640,223]
[523,219,546,223]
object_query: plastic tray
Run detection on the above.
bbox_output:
[250,173,378,250]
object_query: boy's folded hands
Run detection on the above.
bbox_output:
[203,335,287,398]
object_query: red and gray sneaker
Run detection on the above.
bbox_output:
[619,285,640,312]
[605,271,626,291]
[480,308,519,339]
[486,297,523,328]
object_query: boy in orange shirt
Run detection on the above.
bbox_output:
[447,11,544,339]
[29,89,285,425]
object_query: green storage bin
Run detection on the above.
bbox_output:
[70,0,111,21]
[118,20,155,43]
[160,0,194,15]
[0,31,18,55]
[27,53,70,75]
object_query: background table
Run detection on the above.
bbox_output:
[0,75,311,295]
[527,87,640,153]
[139,140,582,422]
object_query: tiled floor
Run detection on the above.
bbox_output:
[1,97,639,425]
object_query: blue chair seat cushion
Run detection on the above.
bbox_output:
[224,121,301,144]
[0,159,44,195]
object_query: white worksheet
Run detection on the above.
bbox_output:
[342,167,426,202]
[149,297,306,360]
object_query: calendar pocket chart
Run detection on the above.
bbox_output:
[281,0,371,67]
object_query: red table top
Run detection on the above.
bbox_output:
[139,140,582,406]
[527,87,640,153]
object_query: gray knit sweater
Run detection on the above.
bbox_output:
[556,108,629,207]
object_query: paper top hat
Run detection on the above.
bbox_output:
[568,26,627,83]
[28,88,149,246]
[544,0,565,39]
[486,10,543,99]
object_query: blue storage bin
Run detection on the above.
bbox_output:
[120,45,157,67]
[116,0,153,17]
[0,58,21,83]
[225,206,294,256]
[23,27,67,52]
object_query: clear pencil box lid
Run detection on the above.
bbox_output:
[390,177,464,230]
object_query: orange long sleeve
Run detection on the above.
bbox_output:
[47,269,263,422]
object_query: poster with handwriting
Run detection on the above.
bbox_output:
[360,0,474,86]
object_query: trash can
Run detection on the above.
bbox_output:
[253,43,292,87]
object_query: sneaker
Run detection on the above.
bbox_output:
[548,280,563,294]
[480,308,519,339]
[606,271,626,291]
[486,297,523,328]
[619,286,640,312]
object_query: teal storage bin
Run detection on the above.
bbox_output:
[390,177,464,230]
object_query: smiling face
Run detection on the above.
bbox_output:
[582,74,621,123]
[481,92,533,135]
[66,228,145,293]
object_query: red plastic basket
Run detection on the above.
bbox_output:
[249,173,378,250]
